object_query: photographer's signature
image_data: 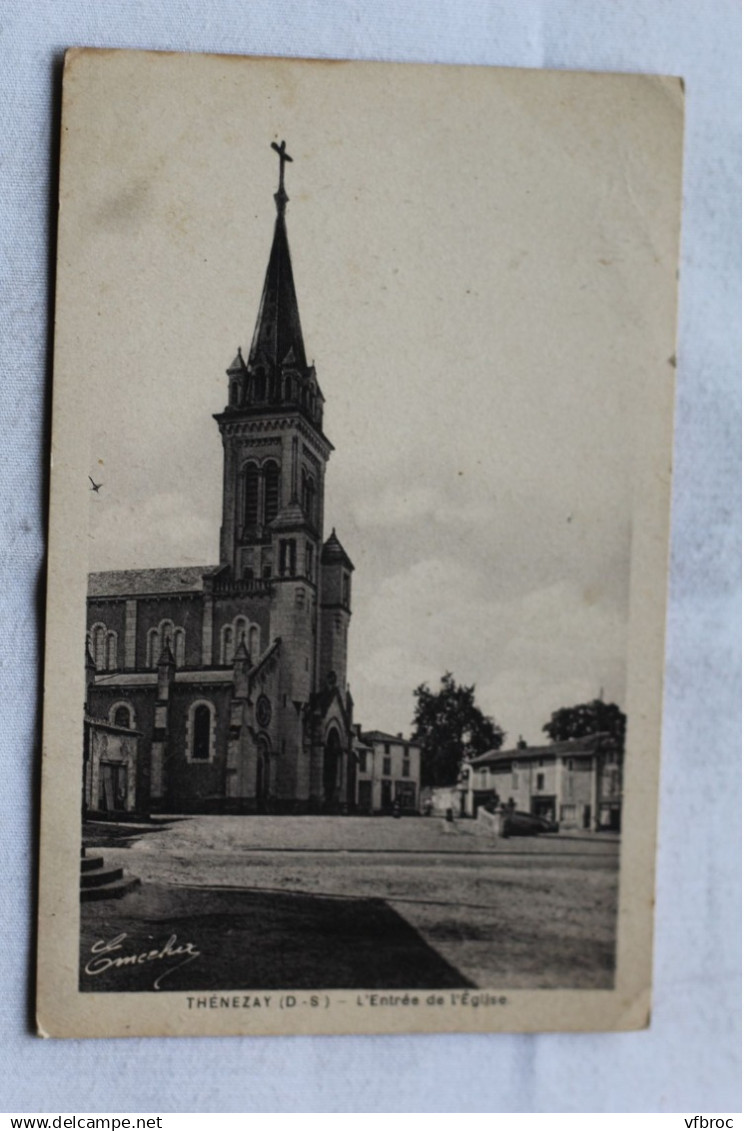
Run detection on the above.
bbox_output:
[85,932,201,990]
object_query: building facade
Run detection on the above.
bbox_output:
[353,730,421,814]
[84,145,357,815]
[462,734,622,831]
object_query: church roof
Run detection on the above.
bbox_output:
[321,528,354,570]
[248,206,307,374]
[467,733,609,767]
[88,566,219,598]
[248,638,282,689]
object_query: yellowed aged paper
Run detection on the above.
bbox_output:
[37,49,683,1038]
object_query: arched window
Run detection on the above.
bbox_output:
[221,617,258,664]
[193,706,211,760]
[110,702,134,729]
[187,700,216,763]
[90,623,108,671]
[173,627,185,667]
[255,736,271,805]
[158,620,175,661]
[244,463,259,527]
[234,616,249,656]
[279,539,296,577]
[147,620,183,668]
[146,627,158,669]
[263,461,280,526]
[254,370,266,401]
[302,473,316,527]
[106,631,118,670]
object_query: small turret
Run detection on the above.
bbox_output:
[233,633,252,699]
[156,638,176,700]
[226,347,248,409]
[318,529,354,690]
[321,529,354,611]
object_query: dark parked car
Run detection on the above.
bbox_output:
[504,809,559,836]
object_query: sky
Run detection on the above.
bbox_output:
[74,52,682,744]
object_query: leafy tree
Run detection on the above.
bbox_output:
[412,672,504,787]
[542,699,626,752]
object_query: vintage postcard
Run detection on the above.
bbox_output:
[37,49,683,1038]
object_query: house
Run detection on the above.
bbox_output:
[354,729,421,814]
[82,708,142,816]
[462,733,622,831]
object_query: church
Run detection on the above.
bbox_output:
[83,142,357,815]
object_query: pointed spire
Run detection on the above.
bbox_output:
[234,632,251,662]
[321,528,354,570]
[228,346,246,373]
[248,141,307,375]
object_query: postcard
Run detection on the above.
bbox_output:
[37,49,683,1037]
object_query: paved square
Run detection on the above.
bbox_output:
[81,815,619,991]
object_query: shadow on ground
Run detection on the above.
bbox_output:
[80,882,474,992]
[83,821,181,850]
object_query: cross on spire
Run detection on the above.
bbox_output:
[271,140,293,213]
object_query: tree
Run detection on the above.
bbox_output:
[412,672,504,787]
[542,698,626,752]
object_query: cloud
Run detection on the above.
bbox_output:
[349,557,626,743]
[88,491,216,571]
[352,483,496,529]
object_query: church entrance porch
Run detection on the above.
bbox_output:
[255,740,271,813]
[322,728,342,809]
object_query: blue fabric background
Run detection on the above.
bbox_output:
[0,0,739,1113]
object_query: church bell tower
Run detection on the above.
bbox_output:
[214,141,332,593]
[213,141,355,807]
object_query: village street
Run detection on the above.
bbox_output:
[80,815,619,993]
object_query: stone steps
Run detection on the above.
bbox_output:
[81,854,105,873]
[80,847,140,903]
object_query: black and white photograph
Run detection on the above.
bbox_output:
[38,49,683,1038]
